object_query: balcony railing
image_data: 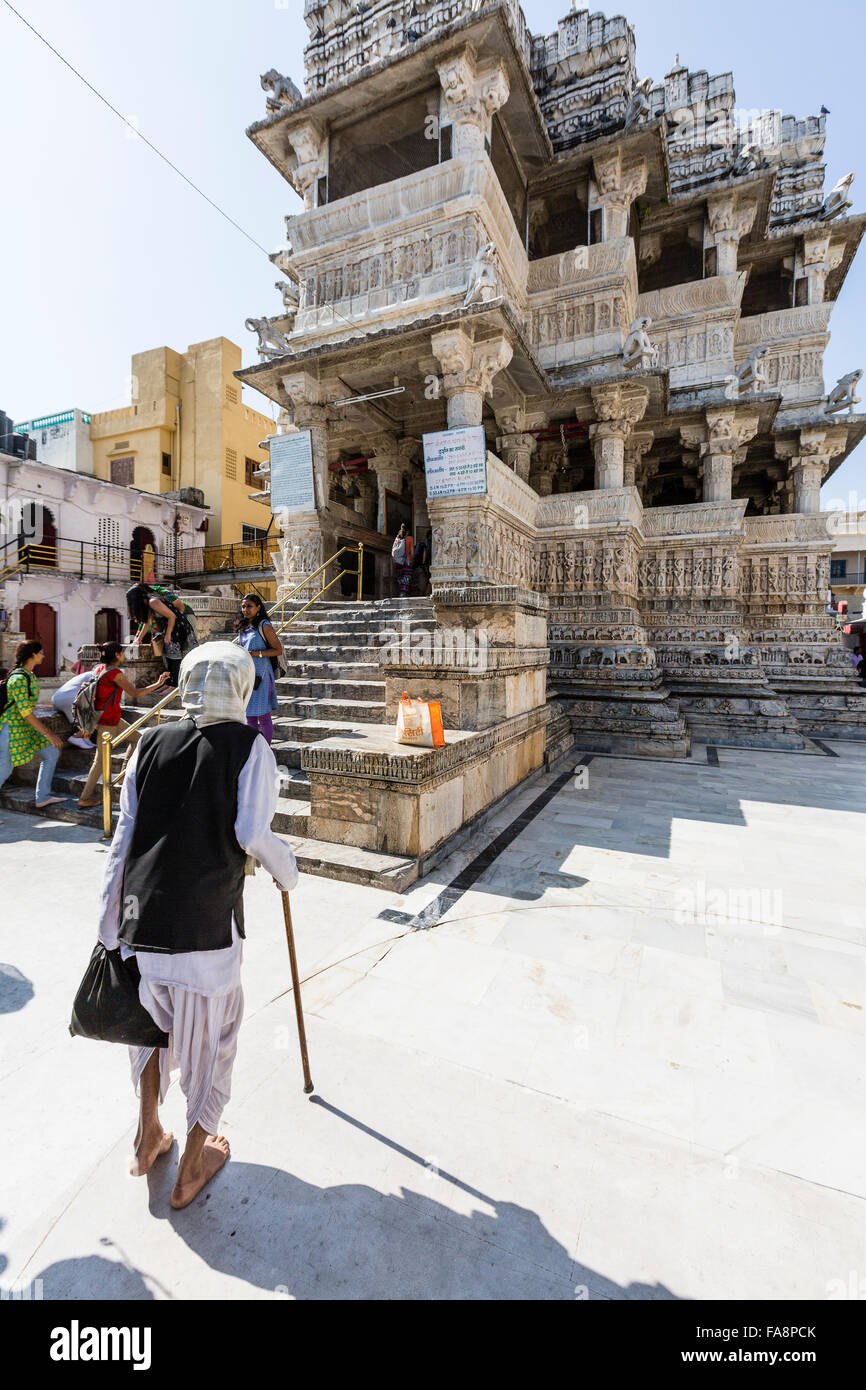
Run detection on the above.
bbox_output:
[0,537,177,585]
[173,541,275,576]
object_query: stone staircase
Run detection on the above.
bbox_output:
[0,597,438,889]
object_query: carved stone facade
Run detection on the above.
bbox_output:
[240,1,866,764]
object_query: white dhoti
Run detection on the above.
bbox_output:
[98,718,298,1135]
[126,919,245,1135]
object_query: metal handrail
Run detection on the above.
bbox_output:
[100,682,180,836]
[267,544,363,630]
[99,544,365,835]
[5,537,171,583]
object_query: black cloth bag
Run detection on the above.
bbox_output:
[69,944,169,1048]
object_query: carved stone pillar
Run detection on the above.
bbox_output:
[367,434,404,533]
[353,471,377,528]
[437,46,509,159]
[282,370,329,510]
[682,408,759,504]
[532,442,558,497]
[429,328,513,429]
[589,383,650,490]
[799,231,844,305]
[591,149,648,241]
[706,192,757,276]
[495,408,539,483]
[775,427,846,514]
[285,121,328,211]
[623,431,653,488]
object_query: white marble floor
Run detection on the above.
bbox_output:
[1,740,865,1299]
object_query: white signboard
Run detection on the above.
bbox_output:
[269,431,315,513]
[422,426,488,499]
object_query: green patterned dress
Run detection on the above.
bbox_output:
[0,669,48,765]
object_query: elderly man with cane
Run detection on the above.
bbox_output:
[96,642,298,1209]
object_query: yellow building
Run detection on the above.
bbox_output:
[89,338,273,546]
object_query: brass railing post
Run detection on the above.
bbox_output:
[357,541,364,601]
[101,730,113,838]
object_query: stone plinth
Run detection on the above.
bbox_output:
[303,711,548,864]
[381,585,549,730]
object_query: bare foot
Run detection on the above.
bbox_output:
[170,1135,230,1209]
[129,1126,174,1177]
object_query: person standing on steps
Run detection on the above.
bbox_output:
[126,582,198,687]
[235,593,282,745]
[76,643,171,810]
[95,641,298,1209]
[0,640,66,809]
[391,523,414,597]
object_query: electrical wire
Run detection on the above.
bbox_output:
[2,0,271,257]
[1,2,392,377]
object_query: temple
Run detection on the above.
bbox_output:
[237,0,866,839]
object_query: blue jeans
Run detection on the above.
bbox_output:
[0,724,61,803]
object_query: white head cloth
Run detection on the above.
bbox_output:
[178,641,255,727]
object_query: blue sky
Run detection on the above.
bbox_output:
[1,0,862,503]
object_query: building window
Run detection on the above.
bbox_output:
[162,452,172,476]
[225,447,237,480]
[225,384,239,406]
[110,455,134,486]
[242,524,269,544]
[589,208,604,245]
[97,517,121,557]
[245,457,260,486]
[830,559,847,579]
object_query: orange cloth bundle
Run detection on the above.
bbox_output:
[394,691,445,749]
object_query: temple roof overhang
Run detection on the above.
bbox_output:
[247,3,551,185]
[528,118,670,204]
[762,212,866,301]
[642,169,777,245]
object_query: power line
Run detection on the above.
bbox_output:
[2,1,363,343]
[2,0,270,257]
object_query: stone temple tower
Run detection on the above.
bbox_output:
[239,1,865,756]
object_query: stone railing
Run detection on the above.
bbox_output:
[526,238,636,368]
[734,304,832,403]
[635,273,746,390]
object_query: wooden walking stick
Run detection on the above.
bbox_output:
[280,889,314,1094]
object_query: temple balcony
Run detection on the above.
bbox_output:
[735,304,833,405]
[286,155,529,351]
[526,238,636,369]
[636,272,746,390]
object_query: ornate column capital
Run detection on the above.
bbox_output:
[430,329,512,427]
[286,120,327,210]
[591,149,648,239]
[437,46,509,157]
[706,192,757,273]
[623,430,654,486]
[590,381,650,435]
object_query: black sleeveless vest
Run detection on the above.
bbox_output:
[119,720,258,953]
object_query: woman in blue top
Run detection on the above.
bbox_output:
[235,594,282,743]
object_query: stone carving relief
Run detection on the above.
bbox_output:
[622,316,660,370]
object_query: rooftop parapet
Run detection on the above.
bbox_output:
[302,0,532,95]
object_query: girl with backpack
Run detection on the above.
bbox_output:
[126,583,198,687]
[0,640,66,808]
[235,593,282,744]
[76,642,170,810]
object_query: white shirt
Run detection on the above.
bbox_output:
[97,730,298,995]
